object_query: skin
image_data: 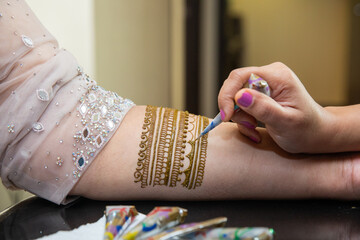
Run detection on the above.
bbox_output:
[218,62,360,154]
[71,106,360,201]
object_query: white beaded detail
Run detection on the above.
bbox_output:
[36,89,49,101]
[7,123,15,133]
[71,84,135,178]
[32,122,44,132]
[21,35,34,48]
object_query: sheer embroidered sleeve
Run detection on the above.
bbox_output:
[0,0,135,204]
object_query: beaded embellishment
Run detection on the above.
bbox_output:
[36,89,49,101]
[32,122,44,132]
[21,35,34,48]
[72,84,135,178]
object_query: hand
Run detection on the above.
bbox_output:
[218,62,333,153]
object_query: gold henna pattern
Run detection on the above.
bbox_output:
[182,114,209,189]
[134,105,157,187]
[135,106,208,189]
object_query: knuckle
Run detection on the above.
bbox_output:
[272,61,286,68]
[228,69,242,79]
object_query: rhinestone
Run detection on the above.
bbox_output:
[0,13,2,17]
[106,120,115,131]
[7,124,15,133]
[56,157,63,166]
[36,89,49,101]
[77,66,83,75]
[82,126,90,141]
[95,135,103,148]
[59,140,63,144]
[106,97,114,106]
[79,103,88,116]
[21,35,34,48]
[73,170,81,178]
[76,155,85,170]
[113,112,123,119]
[100,105,108,116]
[44,165,48,169]
[91,112,100,123]
[88,93,97,103]
[32,122,44,132]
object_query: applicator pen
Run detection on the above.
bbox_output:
[195,73,270,141]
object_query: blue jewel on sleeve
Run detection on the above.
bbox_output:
[32,122,44,132]
[75,155,85,170]
[36,89,50,101]
[8,124,15,133]
[21,35,34,48]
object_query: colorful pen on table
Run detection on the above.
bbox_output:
[195,73,271,141]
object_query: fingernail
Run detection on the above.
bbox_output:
[249,136,260,143]
[237,92,253,107]
[220,109,225,121]
[239,121,256,129]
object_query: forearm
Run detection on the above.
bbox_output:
[71,106,360,200]
[320,105,360,153]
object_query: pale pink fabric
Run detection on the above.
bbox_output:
[0,0,135,204]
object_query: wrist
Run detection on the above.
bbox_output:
[306,105,338,153]
[319,106,353,153]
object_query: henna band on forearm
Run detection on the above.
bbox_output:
[134,106,208,189]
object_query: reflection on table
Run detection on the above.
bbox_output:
[1,197,360,240]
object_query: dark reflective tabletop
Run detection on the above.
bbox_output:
[1,197,360,240]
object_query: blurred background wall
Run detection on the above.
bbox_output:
[228,0,350,106]
[1,0,359,211]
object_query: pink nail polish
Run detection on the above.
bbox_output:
[239,121,256,129]
[220,109,225,121]
[237,92,253,107]
[249,136,260,143]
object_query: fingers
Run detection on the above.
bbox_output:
[231,109,261,143]
[218,67,258,122]
[235,88,287,128]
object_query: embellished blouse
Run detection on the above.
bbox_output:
[0,0,135,204]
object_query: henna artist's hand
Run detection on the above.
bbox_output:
[218,62,334,153]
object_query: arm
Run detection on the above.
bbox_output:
[71,105,360,200]
[322,105,360,153]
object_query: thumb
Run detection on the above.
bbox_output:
[235,89,286,127]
